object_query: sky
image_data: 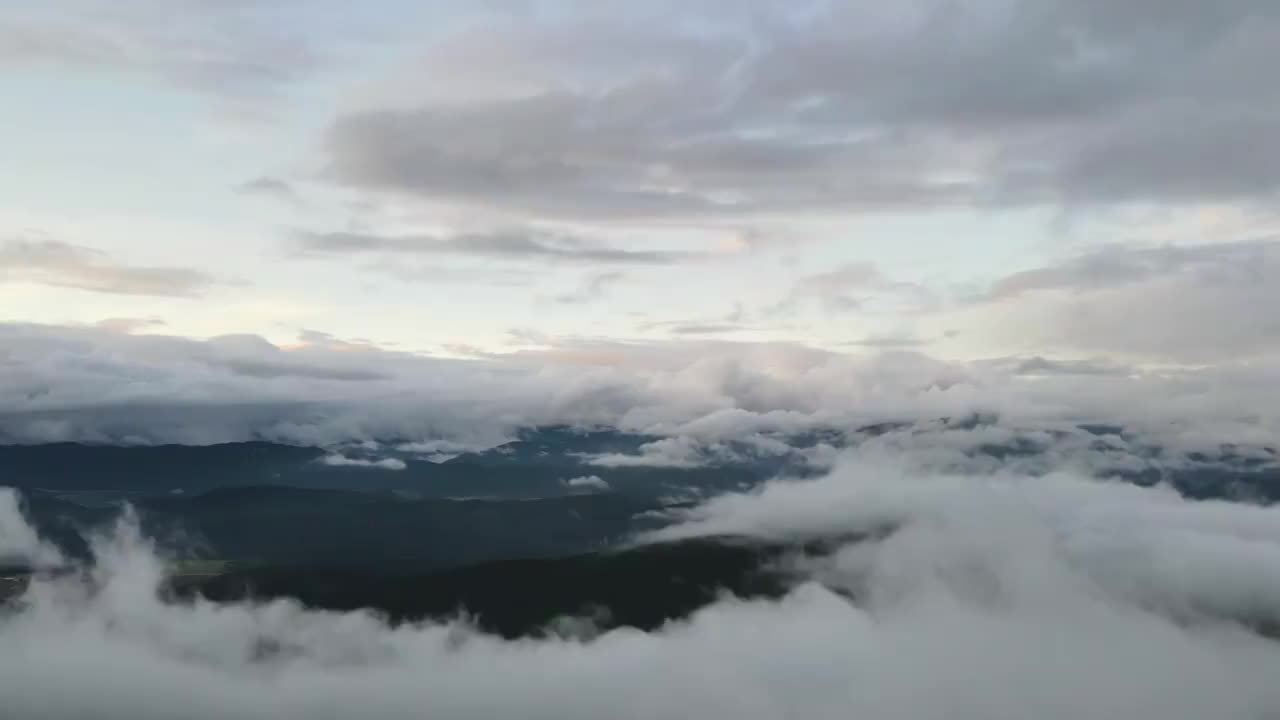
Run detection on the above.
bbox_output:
[2,0,1278,366]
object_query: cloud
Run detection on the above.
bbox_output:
[562,475,610,491]
[588,438,704,469]
[639,304,769,337]
[0,0,334,114]
[772,264,939,316]
[1,321,1279,462]
[1006,356,1132,377]
[549,272,624,304]
[0,238,218,297]
[843,335,931,349]
[94,317,167,334]
[323,1,1280,220]
[4,452,1280,717]
[663,323,745,336]
[237,176,302,204]
[0,489,63,568]
[318,453,406,471]
[296,230,698,265]
[982,239,1276,301]
[959,238,1280,361]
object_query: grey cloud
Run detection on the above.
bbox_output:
[665,323,745,336]
[237,176,302,204]
[983,239,1274,300]
[3,321,1278,451]
[297,230,698,265]
[295,328,386,353]
[0,238,217,297]
[324,0,1280,219]
[1009,356,1133,377]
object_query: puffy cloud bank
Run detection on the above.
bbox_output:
[4,450,1280,718]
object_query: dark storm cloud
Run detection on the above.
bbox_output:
[296,230,698,265]
[0,238,218,297]
[324,0,1280,219]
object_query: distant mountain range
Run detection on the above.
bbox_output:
[2,422,1276,603]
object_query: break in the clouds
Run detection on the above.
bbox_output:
[326,0,1280,219]
[0,238,218,298]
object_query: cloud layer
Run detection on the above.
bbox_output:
[1,322,1277,468]
[326,0,1280,219]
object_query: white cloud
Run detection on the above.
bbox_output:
[0,489,64,569]
[562,475,610,491]
[318,454,406,471]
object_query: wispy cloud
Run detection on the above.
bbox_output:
[0,238,218,297]
[237,176,303,205]
[771,264,939,316]
[548,272,625,304]
[296,230,701,265]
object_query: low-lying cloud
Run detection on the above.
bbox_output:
[1,322,1278,460]
[318,454,407,471]
[3,450,1280,718]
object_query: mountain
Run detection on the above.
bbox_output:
[170,536,803,638]
[15,485,673,571]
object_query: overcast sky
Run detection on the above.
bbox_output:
[2,0,1278,365]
